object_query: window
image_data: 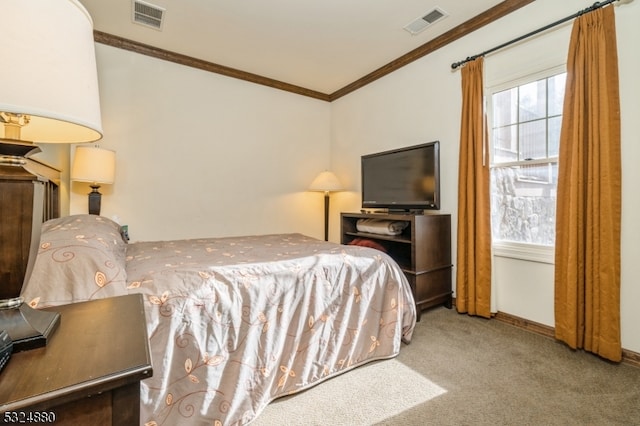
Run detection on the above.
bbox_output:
[489,70,566,248]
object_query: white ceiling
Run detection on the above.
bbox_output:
[78,0,505,94]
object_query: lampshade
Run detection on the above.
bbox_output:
[309,171,344,192]
[0,0,103,144]
[71,146,116,184]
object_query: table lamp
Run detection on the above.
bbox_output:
[0,0,103,351]
[71,146,116,215]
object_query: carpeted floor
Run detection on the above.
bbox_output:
[254,359,446,425]
[254,306,640,425]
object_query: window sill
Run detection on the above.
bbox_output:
[492,241,555,264]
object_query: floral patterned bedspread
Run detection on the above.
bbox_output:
[22,216,416,425]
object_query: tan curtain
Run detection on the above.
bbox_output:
[554,6,621,362]
[456,57,492,318]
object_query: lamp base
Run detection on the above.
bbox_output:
[0,139,60,352]
[0,139,41,158]
[88,185,102,215]
[0,303,60,352]
[323,192,330,241]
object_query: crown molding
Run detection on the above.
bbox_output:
[93,0,534,102]
[92,31,331,102]
[329,0,535,101]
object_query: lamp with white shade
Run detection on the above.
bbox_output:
[72,146,116,216]
[309,171,344,241]
[0,0,103,351]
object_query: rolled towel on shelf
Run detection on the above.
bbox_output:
[356,218,408,236]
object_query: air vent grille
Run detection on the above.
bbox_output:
[404,7,448,35]
[132,0,165,30]
[423,9,445,24]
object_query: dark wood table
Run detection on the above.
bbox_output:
[0,294,152,425]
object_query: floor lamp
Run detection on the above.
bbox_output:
[309,171,344,241]
[0,0,103,351]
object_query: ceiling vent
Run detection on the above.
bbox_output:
[404,7,448,35]
[132,0,166,31]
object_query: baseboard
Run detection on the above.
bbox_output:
[492,311,640,368]
[623,348,640,368]
[493,311,555,339]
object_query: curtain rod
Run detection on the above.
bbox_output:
[451,0,620,70]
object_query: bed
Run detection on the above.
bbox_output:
[21,214,416,425]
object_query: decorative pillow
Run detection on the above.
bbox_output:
[21,215,129,308]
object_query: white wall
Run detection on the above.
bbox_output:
[617,0,640,356]
[68,44,332,242]
[330,0,640,353]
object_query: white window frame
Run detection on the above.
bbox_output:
[487,65,566,265]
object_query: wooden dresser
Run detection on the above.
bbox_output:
[0,294,152,425]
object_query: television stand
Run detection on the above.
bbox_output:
[341,212,453,321]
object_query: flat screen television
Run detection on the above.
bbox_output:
[361,141,440,211]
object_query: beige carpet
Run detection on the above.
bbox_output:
[251,307,640,425]
[253,359,447,425]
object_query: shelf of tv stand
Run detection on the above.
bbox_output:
[344,230,413,244]
[341,212,453,321]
